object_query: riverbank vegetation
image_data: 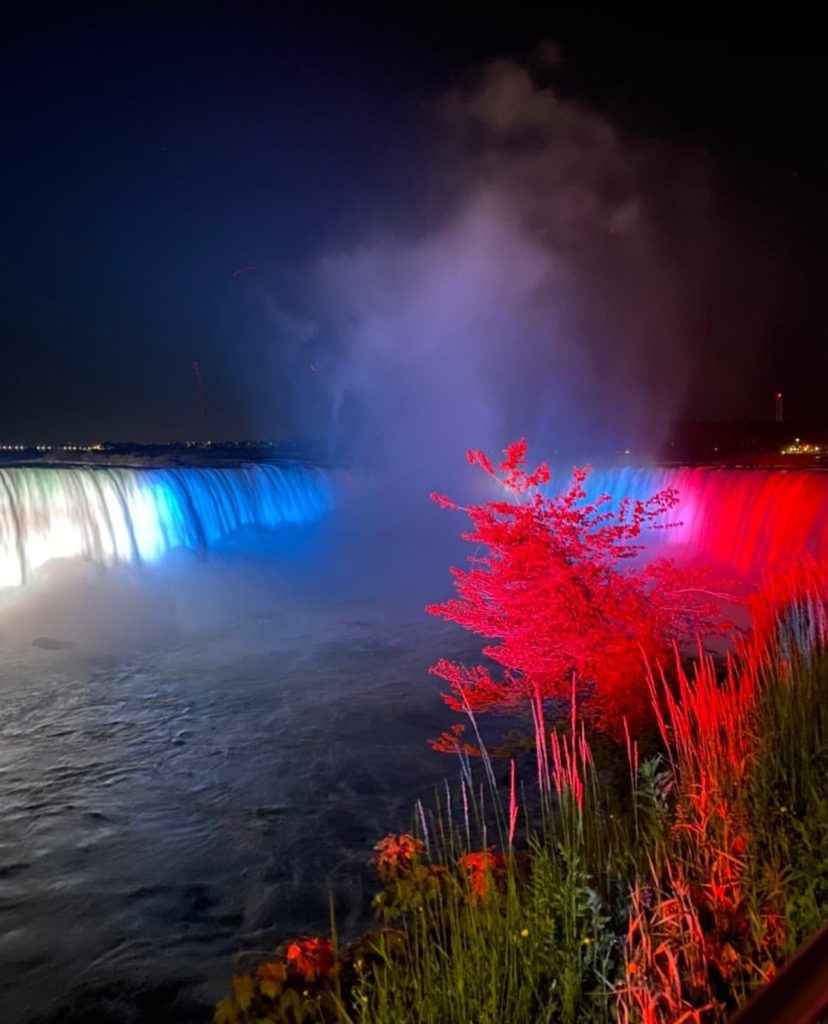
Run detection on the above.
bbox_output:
[216,444,828,1024]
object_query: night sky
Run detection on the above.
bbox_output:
[2,8,826,447]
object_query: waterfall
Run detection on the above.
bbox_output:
[0,464,335,587]
[557,466,828,574]
[1,462,826,588]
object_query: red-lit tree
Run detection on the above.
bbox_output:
[427,439,727,744]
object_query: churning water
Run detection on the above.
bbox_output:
[0,552,467,1023]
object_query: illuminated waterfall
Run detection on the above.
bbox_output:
[0,464,334,587]
[562,466,828,574]
[1,462,826,588]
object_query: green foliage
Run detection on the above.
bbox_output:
[217,573,828,1024]
[217,752,628,1024]
[746,647,828,956]
[521,839,614,1023]
[348,842,617,1024]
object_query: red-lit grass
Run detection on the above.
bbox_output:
[617,561,828,1022]
[217,585,828,1022]
[215,473,828,1024]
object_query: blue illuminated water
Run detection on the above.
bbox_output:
[0,464,335,587]
[543,465,828,573]
[3,462,828,591]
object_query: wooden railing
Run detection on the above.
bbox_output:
[731,919,828,1024]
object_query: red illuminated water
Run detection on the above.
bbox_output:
[573,466,828,574]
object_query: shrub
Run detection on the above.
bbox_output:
[427,439,727,741]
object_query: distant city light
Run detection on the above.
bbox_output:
[0,439,294,454]
[781,441,821,456]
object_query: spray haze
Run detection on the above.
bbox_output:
[257,52,783,504]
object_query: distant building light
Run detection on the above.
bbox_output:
[781,441,821,456]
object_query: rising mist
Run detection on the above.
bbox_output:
[259,51,782,506]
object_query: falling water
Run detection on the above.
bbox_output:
[0,464,335,587]
[548,465,828,574]
[1,464,826,588]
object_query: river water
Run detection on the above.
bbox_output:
[0,524,468,1023]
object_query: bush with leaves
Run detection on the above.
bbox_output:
[427,439,728,743]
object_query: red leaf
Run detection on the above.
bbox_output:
[427,439,728,739]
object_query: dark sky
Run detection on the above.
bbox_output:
[1,6,826,444]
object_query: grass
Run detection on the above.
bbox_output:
[216,565,828,1024]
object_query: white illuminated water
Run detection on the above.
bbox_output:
[0,464,334,588]
[3,463,827,591]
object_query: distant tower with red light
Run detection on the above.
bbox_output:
[192,360,206,421]
[775,391,783,423]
